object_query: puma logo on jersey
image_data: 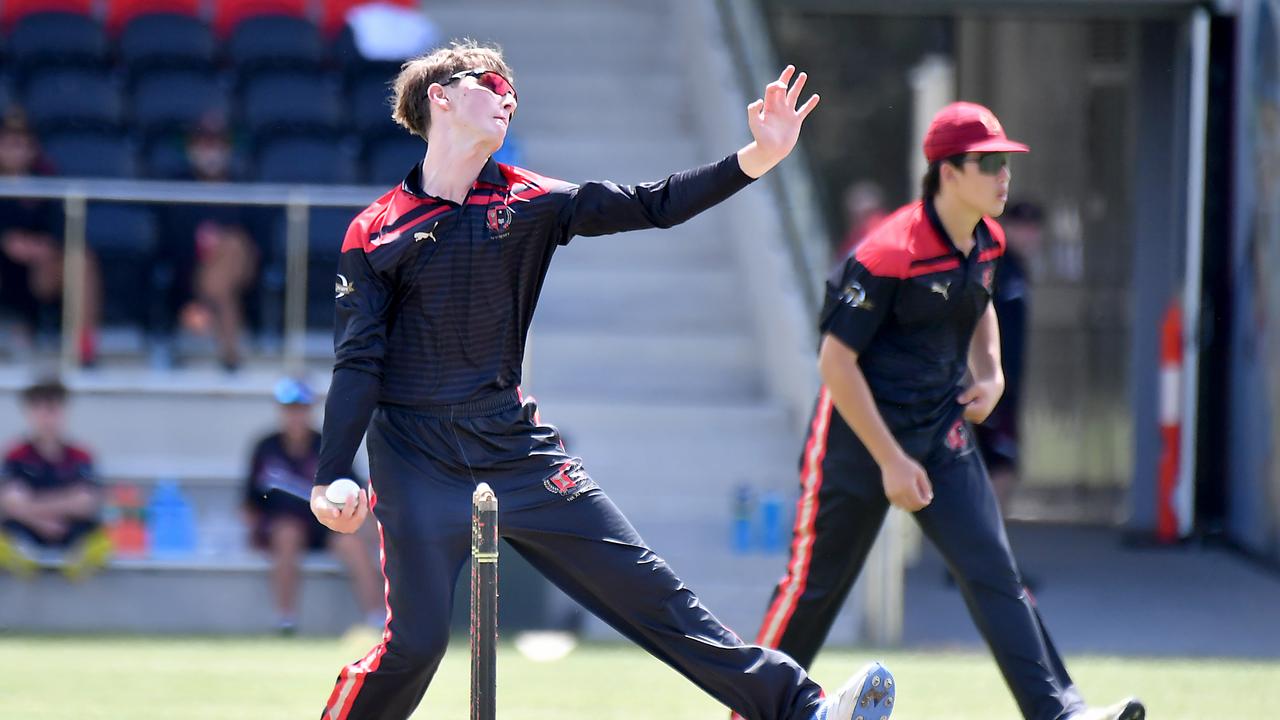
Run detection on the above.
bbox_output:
[414,224,438,243]
[930,281,951,300]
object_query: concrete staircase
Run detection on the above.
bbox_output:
[0,0,866,643]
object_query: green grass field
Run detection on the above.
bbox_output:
[0,635,1274,719]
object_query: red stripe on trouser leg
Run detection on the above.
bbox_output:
[729,390,833,720]
[755,387,833,650]
[324,514,394,719]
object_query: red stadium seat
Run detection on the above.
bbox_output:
[104,0,200,35]
[212,0,308,37]
[319,0,414,38]
[0,0,92,30]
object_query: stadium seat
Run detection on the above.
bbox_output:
[364,133,422,185]
[227,14,323,73]
[347,75,399,137]
[23,69,123,131]
[118,13,216,73]
[1,0,92,31]
[6,12,107,72]
[330,22,404,88]
[255,135,356,185]
[105,0,200,35]
[141,137,189,179]
[263,205,358,328]
[241,71,342,139]
[86,203,160,327]
[132,70,229,138]
[212,0,306,38]
[42,130,138,178]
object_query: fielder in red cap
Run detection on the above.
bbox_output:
[737,102,1145,720]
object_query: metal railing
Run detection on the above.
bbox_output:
[0,176,385,376]
[715,0,835,314]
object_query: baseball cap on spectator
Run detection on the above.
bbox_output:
[924,102,1029,163]
[273,378,314,406]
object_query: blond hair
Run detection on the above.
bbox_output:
[391,39,514,139]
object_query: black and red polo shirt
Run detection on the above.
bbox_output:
[2,440,96,493]
[820,198,1006,436]
[316,153,753,485]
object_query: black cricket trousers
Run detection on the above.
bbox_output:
[750,387,1085,720]
[322,390,823,720]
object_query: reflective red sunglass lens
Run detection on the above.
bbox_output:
[478,72,515,100]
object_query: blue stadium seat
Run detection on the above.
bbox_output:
[132,70,229,137]
[331,24,402,89]
[255,135,356,184]
[262,205,358,328]
[42,130,138,178]
[86,203,160,327]
[6,12,107,72]
[348,75,399,137]
[227,14,323,74]
[118,13,216,73]
[241,71,342,140]
[364,133,422,185]
[23,69,123,131]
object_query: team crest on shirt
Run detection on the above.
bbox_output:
[982,266,995,292]
[839,281,874,311]
[945,420,973,455]
[544,459,596,500]
[486,204,514,235]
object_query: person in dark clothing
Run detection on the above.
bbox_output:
[0,109,101,364]
[737,103,1143,720]
[0,379,110,579]
[159,115,260,370]
[307,40,895,720]
[244,378,383,635]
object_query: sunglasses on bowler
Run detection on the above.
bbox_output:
[446,69,518,104]
[963,152,1010,176]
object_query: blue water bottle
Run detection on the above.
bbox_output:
[758,490,785,553]
[731,484,753,554]
[148,480,197,557]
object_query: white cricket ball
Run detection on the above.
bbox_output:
[325,478,361,507]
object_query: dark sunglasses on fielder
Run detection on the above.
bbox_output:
[963,152,1010,176]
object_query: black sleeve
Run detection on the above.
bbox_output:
[818,257,898,355]
[558,153,754,242]
[316,368,380,487]
[316,244,395,486]
[244,438,266,507]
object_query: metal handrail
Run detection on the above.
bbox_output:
[715,0,834,315]
[0,177,384,374]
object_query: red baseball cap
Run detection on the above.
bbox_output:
[923,102,1029,163]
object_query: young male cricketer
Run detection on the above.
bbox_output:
[308,40,896,720]
[738,102,1145,720]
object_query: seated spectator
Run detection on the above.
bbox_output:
[244,378,383,635]
[160,114,260,371]
[0,379,111,579]
[0,110,101,365]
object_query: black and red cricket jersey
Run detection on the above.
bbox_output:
[2,440,96,493]
[820,198,1006,436]
[316,154,754,485]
